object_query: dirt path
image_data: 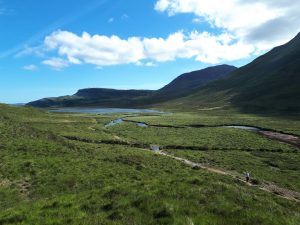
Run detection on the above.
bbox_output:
[157,150,300,202]
[259,131,300,148]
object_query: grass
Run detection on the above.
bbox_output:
[108,123,295,151]
[0,104,300,224]
[163,149,300,192]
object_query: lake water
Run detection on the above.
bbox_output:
[49,108,163,114]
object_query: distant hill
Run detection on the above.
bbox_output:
[27,89,154,108]
[163,32,300,113]
[27,65,236,108]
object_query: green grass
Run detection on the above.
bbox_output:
[163,149,300,192]
[108,123,295,151]
[0,104,300,224]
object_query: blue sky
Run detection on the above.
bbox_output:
[0,0,299,103]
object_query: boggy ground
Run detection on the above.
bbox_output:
[0,104,300,225]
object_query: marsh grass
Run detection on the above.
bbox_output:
[0,104,300,224]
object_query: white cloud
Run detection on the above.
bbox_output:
[0,3,14,16]
[192,18,202,24]
[23,64,38,71]
[121,14,129,20]
[15,45,45,58]
[155,0,300,50]
[108,17,114,23]
[42,30,256,66]
[42,57,69,71]
[44,31,145,66]
[143,32,186,62]
[145,62,156,67]
[136,61,156,67]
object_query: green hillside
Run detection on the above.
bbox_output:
[164,33,300,113]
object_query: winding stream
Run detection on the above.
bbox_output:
[105,117,261,131]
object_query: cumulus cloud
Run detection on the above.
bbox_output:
[23,64,38,71]
[42,30,256,67]
[42,57,69,71]
[155,0,300,50]
[44,31,144,67]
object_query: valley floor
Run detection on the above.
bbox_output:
[0,104,300,225]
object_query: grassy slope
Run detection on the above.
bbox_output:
[1,104,300,224]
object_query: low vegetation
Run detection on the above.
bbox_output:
[0,104,300,224]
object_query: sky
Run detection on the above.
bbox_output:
[0,0,299,103]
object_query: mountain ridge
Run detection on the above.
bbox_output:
[27,64,236,108]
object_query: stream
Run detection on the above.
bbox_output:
[105,118,149,128]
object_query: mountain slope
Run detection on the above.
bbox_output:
[165,33,300,113]
[129,65,236,106]
[147,65,236,103]
[27,65,236,108]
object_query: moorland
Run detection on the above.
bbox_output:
[0,104,300,225]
